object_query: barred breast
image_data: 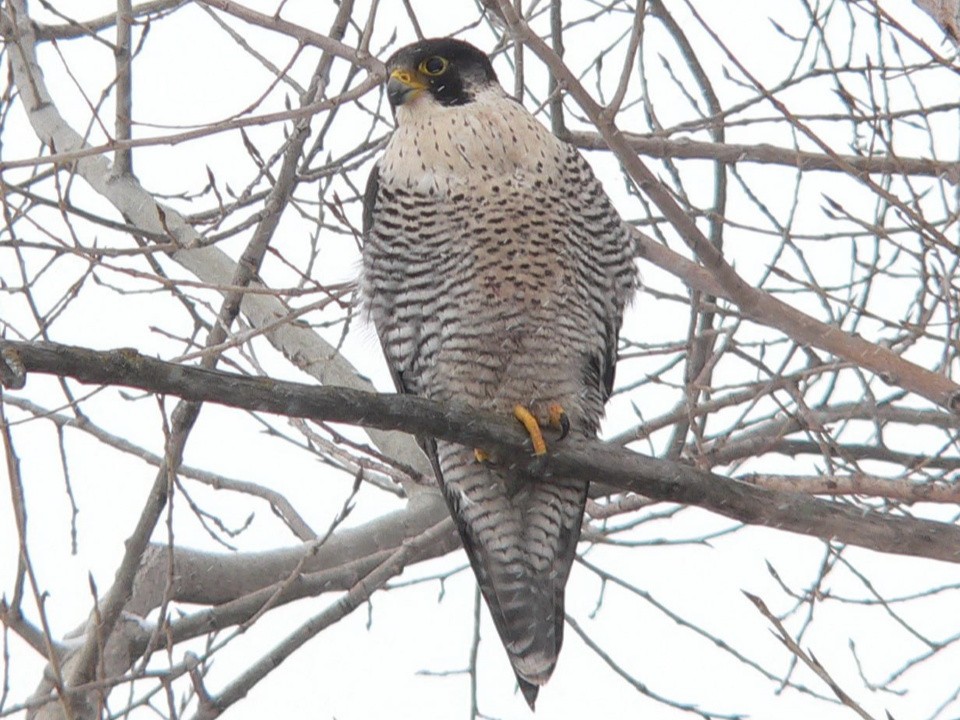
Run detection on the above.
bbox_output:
[363,87,634,429]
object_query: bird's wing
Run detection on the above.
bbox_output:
[570,148,635,405]
[363,164,412,397]
[363,162,442,474]
[361,160,380,240]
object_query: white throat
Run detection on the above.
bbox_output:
[380,86,563,194]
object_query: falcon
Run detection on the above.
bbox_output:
[360,38,638,708]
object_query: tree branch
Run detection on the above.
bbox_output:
[4,338,960,564]
[494,1,960,414]
[565,129,960,182]
[0,0,426,477]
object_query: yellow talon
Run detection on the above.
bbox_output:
[548,402,570,440]
[514,404,547,456]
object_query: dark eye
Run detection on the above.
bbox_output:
[419,56,448,76]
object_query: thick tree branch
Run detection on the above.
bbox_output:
[3,338,960,564]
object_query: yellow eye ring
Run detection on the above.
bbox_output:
[419,56,448,76]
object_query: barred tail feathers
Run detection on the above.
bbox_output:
[435,441,587,709]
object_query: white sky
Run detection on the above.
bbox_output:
[2,1,960,719]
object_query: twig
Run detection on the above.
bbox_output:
[745,592,882,720]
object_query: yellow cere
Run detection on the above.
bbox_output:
[389,68,426,89]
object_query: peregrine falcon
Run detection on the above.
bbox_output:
[361,38,637,707]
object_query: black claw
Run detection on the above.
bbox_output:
[557,411,570,441]
[528,453,548,477]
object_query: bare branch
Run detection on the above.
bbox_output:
[4,338,960,564]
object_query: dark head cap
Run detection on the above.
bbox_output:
[385,38,498,108]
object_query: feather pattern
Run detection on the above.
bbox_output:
[361,39,637,708]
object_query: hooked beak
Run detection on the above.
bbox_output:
[387,68,427,107]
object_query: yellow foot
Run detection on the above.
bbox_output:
[513,404,548,456]
[474,448,490,463]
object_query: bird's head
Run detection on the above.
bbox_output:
[384,38,498,110]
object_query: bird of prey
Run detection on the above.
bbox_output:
[361,38,638,708]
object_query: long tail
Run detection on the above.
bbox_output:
[433,440,588,709]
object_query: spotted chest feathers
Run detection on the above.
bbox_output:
[380,86,565,195]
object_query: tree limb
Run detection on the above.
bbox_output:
[3,338,960,564]
[566,129,960,182]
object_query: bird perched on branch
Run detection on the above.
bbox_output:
[361,37,638,708]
